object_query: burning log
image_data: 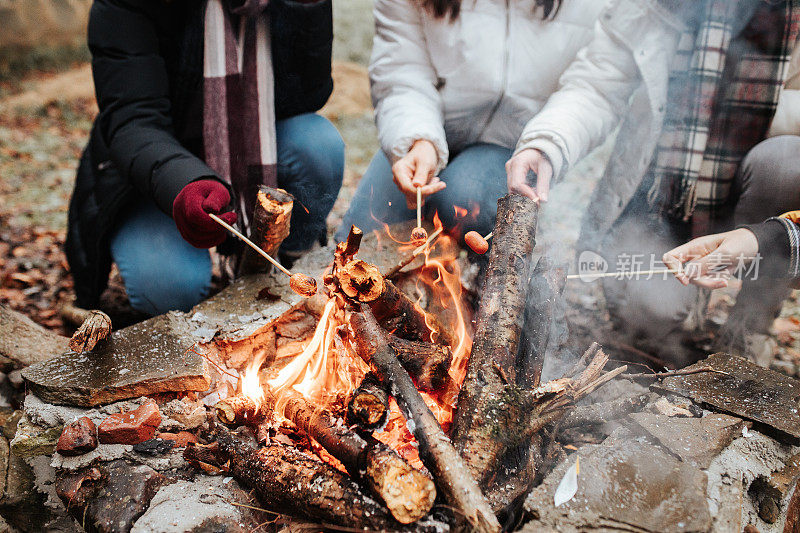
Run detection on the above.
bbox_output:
[347,373,389,431]
[388,336,452,391]
[282,392,436,524]
[238,186,293,275]
[350,306,501,533]
[335,259,455,347]
[215,396,265,426]
[208,425,410,530]
[68,310,112,353]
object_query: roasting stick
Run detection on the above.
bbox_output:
[208,213,318,297]
[410,186,428,243]
[566,268,677,280]
[384,225,444,278]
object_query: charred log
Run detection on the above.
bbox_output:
[388,336,452,391]
[282,393,436,524]
[335,259,455,347]
[347,373,390,431]
[210,425,404,530]
[238,187,293,275]
[350,306,500,533]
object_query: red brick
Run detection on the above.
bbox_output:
[57,417,98,456]
[98,399,162,445]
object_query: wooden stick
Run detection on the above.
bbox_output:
[209,213,292,277]
[350,306,501,533]
[623,366,728,380]
[238,186,294,276]
[384,227,444,279]
[567,269,676,280]
[417,187,422,229]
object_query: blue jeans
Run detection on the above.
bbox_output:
[336,143,511,242]
[111,113,344,315]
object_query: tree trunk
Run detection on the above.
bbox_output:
[238,187,293,276]
[0,304,68,371]
[282,393,436,524]
[450,194,539,485]
[349,306,500,533]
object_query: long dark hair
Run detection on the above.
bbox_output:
[421,0,563,20]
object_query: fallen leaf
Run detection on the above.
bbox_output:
[554,457,579,507]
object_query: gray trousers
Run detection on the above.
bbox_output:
[601,135,800,366]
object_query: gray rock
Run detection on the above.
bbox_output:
[523,434,711,532]
[55,459,167,533]
[656,353,800,442]
[629,412,746,468]
[131,477,268,533]
[51,443,132,471]
[22,313,211,407]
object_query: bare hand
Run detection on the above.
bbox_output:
[505,148,553,202]
[392,140,446,209]
[662,228,759,289]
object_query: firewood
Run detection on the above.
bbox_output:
[351,336,452,393]
[238,186,293,276]
[68,310,112,353]
[350,306,500,533]
[517,256,567,389]
[215,396,265,426]
[347,373,390,431]
[282,392,436,524]
[334,259,455,347]
[211,425,405,530]
[450,194,539,484]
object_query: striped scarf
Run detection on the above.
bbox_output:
[203,0,277,235]
[649,0,800,236]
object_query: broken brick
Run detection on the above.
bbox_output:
[56,417,98,457]
[98,400,161,445]
[157,431,198,448]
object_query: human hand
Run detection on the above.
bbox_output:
[662,228,759,289]
[505,148,553,202]
[173,179,237,248]
[392,140,446,209]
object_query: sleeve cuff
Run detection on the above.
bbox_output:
[515,133,567,182]
[741,218,798,279]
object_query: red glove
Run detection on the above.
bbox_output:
[173,179,237,248]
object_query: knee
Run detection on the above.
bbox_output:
[279,114,345,189]
[125,262,211,315]
[740,136,800,194]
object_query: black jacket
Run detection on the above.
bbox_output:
[66,0,333,307]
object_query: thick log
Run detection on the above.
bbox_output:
[347,373,390,431]
[0,303,68,371]
[69,310,112,353]
[450,194,538,484]
[335,259,455,347]
[238,186,293,275]
[210,425,404,530]
[350,306,500,533]
[516,257,567,389]
[215,396,265,426]
[282,392,436,524]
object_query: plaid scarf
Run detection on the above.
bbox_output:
[203,0,277,235]
[649,0,800,236]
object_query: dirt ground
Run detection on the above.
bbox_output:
[2,0,800,377]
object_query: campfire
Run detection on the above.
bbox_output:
[179,191,619,532]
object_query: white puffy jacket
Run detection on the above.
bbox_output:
[370,0,609,172]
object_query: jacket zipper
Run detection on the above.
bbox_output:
[477,0,511,139]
